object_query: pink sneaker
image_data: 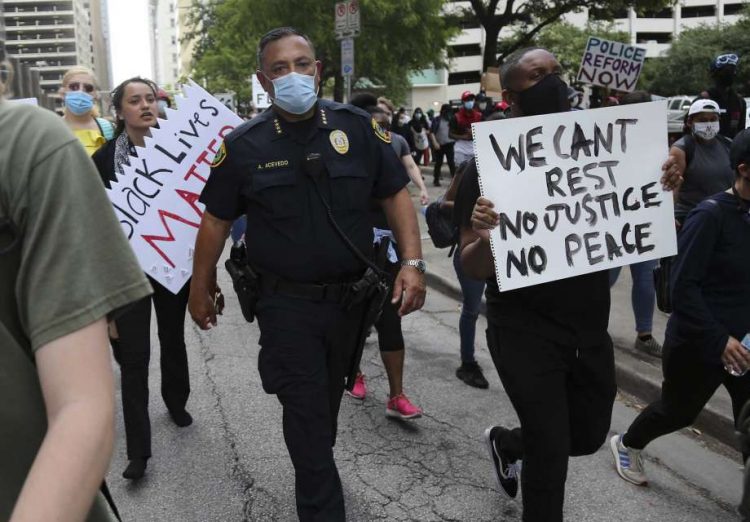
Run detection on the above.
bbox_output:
[386,393,422,420]
[346,373,367,400]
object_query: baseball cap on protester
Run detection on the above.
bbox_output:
[711,53,739,71]
[688,99,721,117]
[461,91,475,102]
[730,129,750,171]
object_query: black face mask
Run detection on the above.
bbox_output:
[716,69,736,88]
[516,74,570,116]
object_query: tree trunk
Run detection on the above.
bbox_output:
[483,23,501,71]
[333,74,344,102]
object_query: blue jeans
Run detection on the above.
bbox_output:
[453,252,485,363]
[609,260,657,334]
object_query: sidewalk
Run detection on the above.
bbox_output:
[412,165,736,448]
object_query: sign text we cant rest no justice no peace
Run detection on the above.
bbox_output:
[472,101,676,292]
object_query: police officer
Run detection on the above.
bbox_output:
[188,27,426,521]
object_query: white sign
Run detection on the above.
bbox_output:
[215,92,236,113]
[251,75,271,109]
[472,101,676,291]
[106,81,243,293]
[335,0,360,39]
[576,37,647,93]
[341,38,354,77]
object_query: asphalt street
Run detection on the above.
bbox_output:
[107,177,744,521]
[107,255,743,522]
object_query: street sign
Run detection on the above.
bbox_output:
[215,92,236,113]
[341,38,354,77]
[334,0,360,40]
[251,75,271,109]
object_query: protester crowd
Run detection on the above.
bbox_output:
[2,23,750,522]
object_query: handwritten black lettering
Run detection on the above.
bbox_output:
[526,126,547,167]
[490,133,525,172]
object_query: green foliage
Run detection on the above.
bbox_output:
[185,0,459,105]
[640,9,750,96]
[528,21,628,79]
[464,0,674,70]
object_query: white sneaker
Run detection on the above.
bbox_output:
[610,434,648,486]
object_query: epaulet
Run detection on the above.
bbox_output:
[224,110,274,144]
[320,99,370,120]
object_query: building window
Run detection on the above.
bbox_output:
[641,7,672,18]
[636,32,672,44]
[590,8,628,20]
[681,5,715,18]
[450,44,482,58]
[725,3,745,16]
[448,70,481,85]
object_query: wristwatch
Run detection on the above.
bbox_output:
[401,259,427,274]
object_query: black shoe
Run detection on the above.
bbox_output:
[433,178,441,187]
[484,426,519,499]
[123,458,148,480]
[456,362,489,389]
[168,408,193,427]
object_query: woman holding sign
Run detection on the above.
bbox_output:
[455,47,682,521]
[92,77,195,480]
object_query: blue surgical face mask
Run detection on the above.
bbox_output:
[463,101,474,110]
[65,90,94,115]
[267,71,318,115]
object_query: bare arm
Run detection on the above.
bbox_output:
[189,211,232,329]
[11,318,114,522]
[666,145,687,202]
[400,153,429,205]
[380,188,426,315]
[460,196,498,280]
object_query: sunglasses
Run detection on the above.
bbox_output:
[715,54,739,67]
[68,81,95,93]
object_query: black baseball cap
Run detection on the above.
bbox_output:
[730,129,750,171]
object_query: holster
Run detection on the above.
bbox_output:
[224,240,259,323]
[344,238,392,391]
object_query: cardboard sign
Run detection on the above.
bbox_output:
[472,101,676,291]
[577,37,646,93]
[105,81,242,293]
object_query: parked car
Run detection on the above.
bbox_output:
[667,95,694,134]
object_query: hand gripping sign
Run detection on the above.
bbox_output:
[105,81,243,294]
[471,101,677,292]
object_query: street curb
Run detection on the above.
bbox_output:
[424,270,737,449]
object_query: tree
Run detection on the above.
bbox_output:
[528,20,628,81]
[184,0,459,106]
[463,1,674,71]
[640,8,750,96]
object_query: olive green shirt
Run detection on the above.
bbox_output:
[0,101,152,520]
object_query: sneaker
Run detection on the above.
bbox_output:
[346,372,367,400]
[610,434,648,486]
[635,335,663,357]
[385,393,422,420]
[484,426,520,499]
[456,362,489,389]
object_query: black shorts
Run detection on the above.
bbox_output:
[374,260,404,352]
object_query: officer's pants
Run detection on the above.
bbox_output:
[112,277,191,459]
[256,294,363,522]
[486,324,616,522]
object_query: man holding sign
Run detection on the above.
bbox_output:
[454,46,682,521]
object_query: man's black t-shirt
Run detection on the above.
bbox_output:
[704,87,747,139]
[454,161,611,346]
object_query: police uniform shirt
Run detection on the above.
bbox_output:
[200,100,409,284]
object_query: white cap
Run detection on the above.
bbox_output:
[688,99,721,116]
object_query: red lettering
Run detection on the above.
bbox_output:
[176,189,203,218]
[206,138,218,155]
[218,125,234,139]
[184,162,207,183]
[142,209,199,268]
[196,149,212,167]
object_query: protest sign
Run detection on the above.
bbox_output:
[105,81,242,294]
[576,37,646,92]
[472,101,676,292]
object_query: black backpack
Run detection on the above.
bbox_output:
[425,197,458,250]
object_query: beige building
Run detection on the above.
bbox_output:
[149,0,180,89]
[409,0,747,110]
[2,0,111,98]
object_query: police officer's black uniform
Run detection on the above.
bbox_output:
[199,99,409,521]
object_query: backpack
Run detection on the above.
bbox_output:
[95,117,115,141]
[425,196,458,250]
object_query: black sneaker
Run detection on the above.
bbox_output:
[456,362,489,389]
[484,426,520,499]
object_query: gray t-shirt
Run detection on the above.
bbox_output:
[674,135,734,216]
[434,116,453,146]
[390,132,411,158]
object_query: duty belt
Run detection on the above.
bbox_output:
[258,272,352,303]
